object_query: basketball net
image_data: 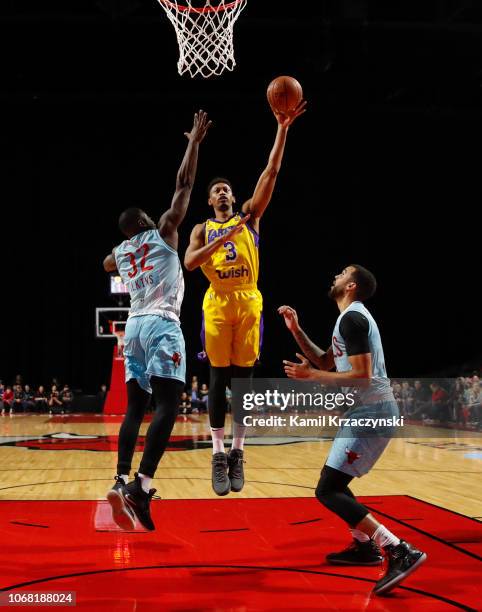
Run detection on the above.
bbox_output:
[157,0,247,78]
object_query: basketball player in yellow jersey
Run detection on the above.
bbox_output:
[184,100,306,495]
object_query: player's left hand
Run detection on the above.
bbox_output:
[274,100,307,128]
[185,110,213,143]
[283,353,317,379]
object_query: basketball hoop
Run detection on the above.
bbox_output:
[156,0,247,78]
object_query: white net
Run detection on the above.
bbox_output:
[157,0,247,78]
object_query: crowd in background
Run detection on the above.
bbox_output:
[0,375,107,416]
[1,372,480,429]
[391,374,481,428]
[178,376,232,415]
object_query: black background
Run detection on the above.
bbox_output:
[1,1,480,392]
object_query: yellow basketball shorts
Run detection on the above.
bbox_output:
[201,287,263,367]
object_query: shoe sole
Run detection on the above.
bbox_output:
[212,481,231,496]
[326,558,383,566]
[106,490,136,531]
[373,552,428,596]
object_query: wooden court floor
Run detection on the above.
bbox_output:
[0,413,480,520]
[1,413,481,611]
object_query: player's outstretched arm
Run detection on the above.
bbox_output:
[242,101,306,227]
[278,305,334,370]
[184,214,251,271]
[158,110,212,249]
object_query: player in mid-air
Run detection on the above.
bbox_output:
[103,110,211,531]
[279,265,426,596]
[184,99,306,496]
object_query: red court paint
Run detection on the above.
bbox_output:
[1,496,479,610]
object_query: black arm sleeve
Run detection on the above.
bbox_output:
[339,311,370,356]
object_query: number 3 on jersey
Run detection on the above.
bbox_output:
[127,244,154,278]
[224,241,237,261]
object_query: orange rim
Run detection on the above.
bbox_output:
[159,0,244,14]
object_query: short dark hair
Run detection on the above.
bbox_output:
[348,264,377,301]
[118,207,143,235]
[207,177,233,196]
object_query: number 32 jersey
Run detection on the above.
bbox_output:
[201,212,259,291]
[115,229,184,322]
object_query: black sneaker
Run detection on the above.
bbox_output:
[123,473,156,531]
[106,475,136,531]
[326,539,383,566]
[211,452,231,496]
[227,448,245,492]
[373,540,427,596]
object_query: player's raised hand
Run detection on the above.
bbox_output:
[283,353,315,380]
[274,100,307,128]
[225,214,251,238]
[278,305,300,333]
[185,110,212,143]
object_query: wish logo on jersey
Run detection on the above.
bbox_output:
[215,265,249,280]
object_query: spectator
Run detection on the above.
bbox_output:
[48,385,63,414]
[179,391,192,415]
[2,386,14,416]
[0,381,4,411]
[14,374,23,386]
[400,381,414,416]
[448,378,466,424]
[22,385,36,413]
[410,380,431,420]
[60,384,73,413]
[12,384,25,414]
[199,383,209,412]
[35,386,49,413]
[391,382,404,413]
[466,381,481,427]
[426,383,449,423]
[190,379,199,401]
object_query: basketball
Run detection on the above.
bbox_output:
[267,75,303,114]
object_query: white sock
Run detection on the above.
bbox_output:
[210,427,225,454]
[120,474,129,485]
[138,473,152,493]
[372,525,400,549]
[350,528,370,543]
[231,422,247,451]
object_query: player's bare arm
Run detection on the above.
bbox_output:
[283,352,372,384]
[103,248,118,273]
[241,100,306,231]
[278,305,334,370]
[184,214,251,271]
[158,110,212,250]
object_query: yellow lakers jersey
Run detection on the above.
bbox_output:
[201,213,259,291]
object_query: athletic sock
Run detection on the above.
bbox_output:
[231,422,246,451]
[120,474,129,485]
[138,473,152,493]
[372,525,400,549]
[350,528,370,543]
[210,427,225,454]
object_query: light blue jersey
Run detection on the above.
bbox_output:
[114,229,186,390]
[332,301,394,403]
[328,301,398,477]
[115,229,184,322]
